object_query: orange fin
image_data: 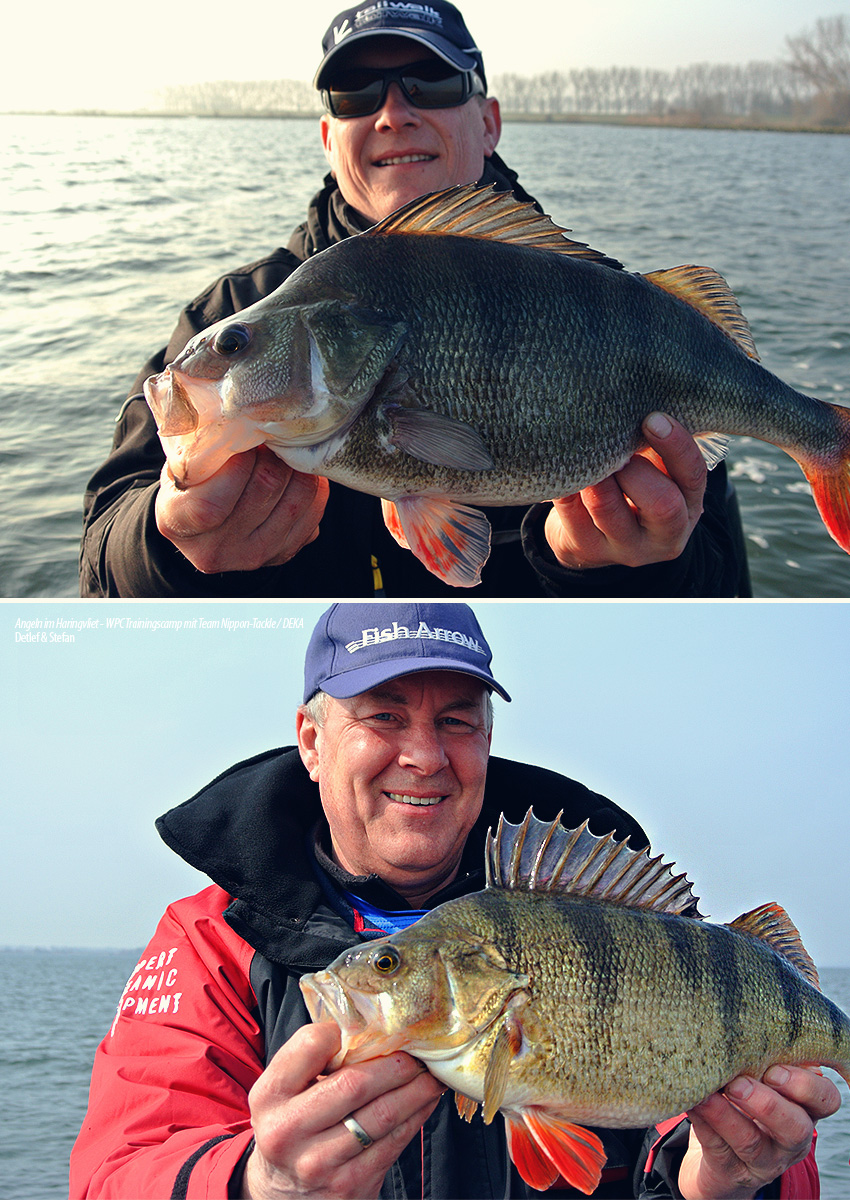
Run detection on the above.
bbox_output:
[454,1093,479,1122]
[385,495,492,587]
[643,265,759,360]
[791,402,850,555]
[367,183,623,269]
[728,903,820,988]
[504,1114,560,1191]
[381,498,410,549]
[505,1108,606,1195]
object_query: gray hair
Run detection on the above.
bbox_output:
[300,686,494,731]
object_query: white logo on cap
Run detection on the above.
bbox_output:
[345,621,486,655]
[333,18,352,43]
[354,2,444,30]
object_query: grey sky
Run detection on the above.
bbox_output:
[3,600,847,965]
[2,0,840,111]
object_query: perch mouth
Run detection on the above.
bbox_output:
[143,368,266,488]
[143,368,201,437]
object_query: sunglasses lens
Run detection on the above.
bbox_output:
[401,69,466,109]
[327,70,386,117]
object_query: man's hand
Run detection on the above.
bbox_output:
[155,447,329,573]
[678,1066,841,1199]
[240,1023,444,1200]
[544,412,707,569]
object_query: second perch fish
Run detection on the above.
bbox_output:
[145,185,850,586]
[300,811,850,1195]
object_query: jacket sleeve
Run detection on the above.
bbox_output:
[69,886,263,1200]
[79,252,304,598]
[637,1115,820,1199]
[520,460,751,598]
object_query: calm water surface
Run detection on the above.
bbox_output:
[1,949,847,1199]
[2,115,848,596]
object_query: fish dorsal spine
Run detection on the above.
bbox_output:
[643,265,760,361]
[366,183,624,269]
[485,808,703,917]
[728,902,821,988]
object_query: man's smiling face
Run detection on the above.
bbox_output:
[296,669,492,905]
[319,36,500,225]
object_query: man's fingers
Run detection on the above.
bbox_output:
[329,1072,444,1170]
[640,411,707,514]
[257,469,329,566]
[251,1022,342,1106]
[544,415,708,569]
[157,450,277,540]
[155,447,328,572]
[759,1065,842,1120]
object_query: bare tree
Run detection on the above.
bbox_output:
[785,15,850,90]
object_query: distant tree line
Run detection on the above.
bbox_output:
[152,16,849,125]
[155,78,321,116]
[490,61,811,120]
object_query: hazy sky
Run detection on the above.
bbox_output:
[3,599,848,967]
[5,0,839,111]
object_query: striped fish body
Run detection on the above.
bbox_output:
[144,185,850,587]
[395,887,850,1127]
[300,813,850,1194]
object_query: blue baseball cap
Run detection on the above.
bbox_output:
[314,0,486,91]
[303,603,510,702]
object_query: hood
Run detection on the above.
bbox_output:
[156,746,647,967]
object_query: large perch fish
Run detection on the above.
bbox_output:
[145,185,850,586]
[300,811,850,1195]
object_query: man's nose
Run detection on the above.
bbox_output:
[375,82,421,128]
[397,723,449,774]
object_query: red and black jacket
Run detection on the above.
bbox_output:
[69,747,814,1198]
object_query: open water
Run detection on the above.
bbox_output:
[0,948,847,1199]
[1,115,849,597]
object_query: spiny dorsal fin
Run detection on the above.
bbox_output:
[485,808,703,917]
[455,1092,480,1122]
[643,265,760,361]
[367,183,624,269]
[728,902,820,989]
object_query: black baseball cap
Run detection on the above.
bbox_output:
[314,0,486,91]
[303,603,510,702]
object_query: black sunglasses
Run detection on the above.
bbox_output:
[323,59,485,119]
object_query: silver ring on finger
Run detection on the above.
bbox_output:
[342,1114,374,1150]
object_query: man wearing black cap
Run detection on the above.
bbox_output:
[70,604,833,1199]
[79,0,749,599]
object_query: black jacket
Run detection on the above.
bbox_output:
[79,155,750,598]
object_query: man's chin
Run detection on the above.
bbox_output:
[370,175,442,220]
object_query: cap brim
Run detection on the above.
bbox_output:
[314,30,478,89]
[320,658,511,702]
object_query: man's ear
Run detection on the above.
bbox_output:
[319,113,335,171]
[296,708,321,782]
[481,96,501,157]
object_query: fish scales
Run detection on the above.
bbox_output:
[410,888,841,1127]
[281,230,796,501]
[300,812,850,1194]
[146,185,850,584]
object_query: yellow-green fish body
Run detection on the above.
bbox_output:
[300,812,850,1194]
